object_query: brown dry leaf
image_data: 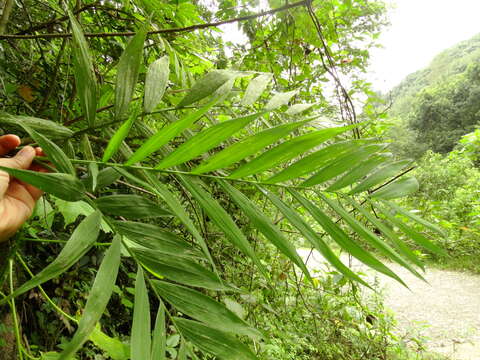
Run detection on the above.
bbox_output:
[18,84,35,102]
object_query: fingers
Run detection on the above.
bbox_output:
[0,146,36,170]
[0,134,21,156]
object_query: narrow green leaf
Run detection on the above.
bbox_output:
[125,97,219,165]
[218,180,310,280]
[174,318,258,360]
[151,302,166,360]
[285,103,315,115]
[0,113,73,138]
[103,104,141,162]
[131,267,151,360]
[229,125,355,180]
[384,201,447,237]
[96,167,122,189]
[370,177,419,200]
[374,202,448,257]
[0,211,101,305]
[152,281,261,338]
[132,247,231,291]
[289,190,401,284]
[350,160,412,194]
[327,154,391,191]
[179,175,267,276]
[81,135,98,191]
[260,188,368,286]
[266,139,369,184]
[95,195,172,219]
[192,119,312,174]
[21,125,75,175]
[241,73,272,106]
[90,327,130,360]
[114,221,201,257]
[265,90,298,110]
[178,339,187,360]
[68,10,97,126]
[144,55,170,113]
[0,167,85,201]
[155,112,264,169]
[177,70,243,108]
[59,235,121,360]
[114,29,147,120]
[351,198,425,270]
[316,192,422,283]
[303,144,386,187]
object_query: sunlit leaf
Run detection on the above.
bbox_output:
[370,177,419,199]
[0,113,73,138]
[114,29,147,120]
[144,55,170,113]
[265,90,298,110]
[241,73,272,106]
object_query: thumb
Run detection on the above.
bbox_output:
[0,146,36,198]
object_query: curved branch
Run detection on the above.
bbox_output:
[0,0,308,40]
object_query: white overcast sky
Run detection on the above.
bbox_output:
[368,0,480,92]
[219,0,480,93]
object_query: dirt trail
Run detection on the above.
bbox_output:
[298,249,480,360]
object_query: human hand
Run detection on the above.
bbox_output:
[0,135,45,242]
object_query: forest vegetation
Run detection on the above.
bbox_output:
[0,1,475,359]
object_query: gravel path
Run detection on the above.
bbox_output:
[298,249,480,360]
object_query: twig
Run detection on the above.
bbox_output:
[0,0,309,40]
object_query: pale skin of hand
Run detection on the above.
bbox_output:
[0,135,44,243]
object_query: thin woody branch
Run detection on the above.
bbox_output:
[0,0,309,40]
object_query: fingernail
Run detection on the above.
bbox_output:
[17,146,35,159]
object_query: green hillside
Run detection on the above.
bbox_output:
[386,33,480,157]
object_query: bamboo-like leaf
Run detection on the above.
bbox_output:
[289,190,403,284]
[131,267,151,360]
[125,97,219,165]
[174,318,258,360]
[374,202,448,257]
[0,167,85,201]
[327,154,391,191]
[21,125,75,175]
[350,198,425,270]
[178,339,187,360]
[95,195,172,219]
[114,29,147,120]
[59,235,121,360]
[179,175,267,276]
[68,10,97,126]
[349,160,412,194]
[303,144,386,187]
[90,327,130,360]
[155,112,264,169]
[114,221,201,257]
[265,90,298,110]
[241,73,272,106]
[230,125,356,180]
[177,70,243,108]
[370,177,419,200]
[81,135,98,191]
[152,281,261,338]
[151,302,166,360]
[260,188,368,286]
[285,103,315,115]
[0,211,101,305]
[384,201,446,237]
[266,139,371,184]
[218,180,310,280]
[144,55,170,113]
[317,192,423,281]
[192,119,313,174]
[0,113,73,138]
[96,167,122,189]
[132,247,232,291]
[103,104,141,162]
